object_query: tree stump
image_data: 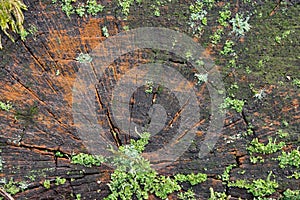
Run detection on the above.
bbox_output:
[0,0,299,199]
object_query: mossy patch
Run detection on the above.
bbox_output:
[236,2,300,84]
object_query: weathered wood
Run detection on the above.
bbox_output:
[0,0,299,199]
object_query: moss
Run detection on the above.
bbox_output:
[0,0,28,49]
[247,137,285,155]
[228,172,278,197]
[236,2,300,84]
[283,189,300,199]
[71,153,104,167]
[276,149,300,169]
[0,178,29,195]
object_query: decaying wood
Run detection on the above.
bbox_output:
[0,0,299,199]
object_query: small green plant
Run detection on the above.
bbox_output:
[75,4,85,17]
[282,120,289,127]
[55,151,65,158]
[118,0,142,16]
[228,172,278,197]
[256,57,268,69]
[218,6,231,27]
[145,80,154,94]
[75,193,81,200]
[245,176,278,197]
[118,0,133,16]
[55,177,66,186]
[76,53,93,63]
[152,7,160,17]
[185,51,192,59]
[243,123,254,136]
[210,28,223,45]
[208,187,230,200]
[57,0,75,17]
[174,173,207,185]
[220,40,235,56]
[276,129,289,138]
[245,66,252,74]
[0,178,29,196]
[53,0,104,17]
[1,178,20,195]
[188,0,209,35]
[220,97,245,113]
[86,0,104,15]
[102,26,109,37]
[71,152,104,167]
[226,57,238,68]
[219,164,236,183]
[247,137,285,155]
[292,78,300,88]
[43,179,51,189]
[25,174,36,181]
[55,69,60,76]
[250,155,264,164]
[228,82,239,97]
[230,13,251,36]
[0,0,28,49]
[275,30,291,44]
[104,132,207,199]
[195,59,204,67]
[0,101,12,111]
[104,132,176,199]
[276,149,300,169]
[178,189,196,200]
[282,189,300,199]
[17,181,29,191]
[288,171,300,179]
[123,25,129,31]
[238,170,246,175]
[150,0,164,17]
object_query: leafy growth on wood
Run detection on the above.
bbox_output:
[247,137,285,155]
[220,97,245,113]
[102,132,207,199]
[228,172,278,197]
[71,153,104,167]
[282,189,300,199]
[0,0,27,49]
[52,0,104,17]
[0,178,29,195]
[276,148,300,169]
[0,101,12,111]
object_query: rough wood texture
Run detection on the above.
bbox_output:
[0,0,299,199]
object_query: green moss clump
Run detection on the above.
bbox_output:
[0,0,28,49]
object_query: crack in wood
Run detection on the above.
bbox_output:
[95,86,122,147]
[176,118,206,143]
[241,110,256,137]
[163,97,190,134]
[21,41,48,72]
[15,142,61,155]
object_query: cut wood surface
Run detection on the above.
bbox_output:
[0,0,299,199]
